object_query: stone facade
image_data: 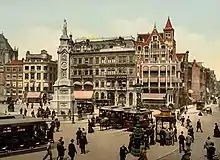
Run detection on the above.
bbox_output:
[22,50,57,101]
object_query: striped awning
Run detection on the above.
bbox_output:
[74,81,82,85]
[84,81,93,86]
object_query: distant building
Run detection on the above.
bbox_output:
[0,34,18,100]
[4,60,23,100]
[135,17,182,108]
[23,50,57,102]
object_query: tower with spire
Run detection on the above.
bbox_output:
[51,19,74,114]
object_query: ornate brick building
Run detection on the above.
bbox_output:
[135,17,182,108]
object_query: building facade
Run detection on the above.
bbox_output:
[23,50,57,101]
[135,17,182,108]
[70,36,136,107]
[4,60,23,100]
[52,20,136,113]
[0,34,18,100]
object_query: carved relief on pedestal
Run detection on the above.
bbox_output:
[60,90,68,94]
[61,69,67,79]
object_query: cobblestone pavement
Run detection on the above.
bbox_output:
[160,105,220,160]
[1,104,219,160]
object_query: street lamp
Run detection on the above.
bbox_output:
[130,78,144,157]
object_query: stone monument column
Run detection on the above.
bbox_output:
[51,19,73,114]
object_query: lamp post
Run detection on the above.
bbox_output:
[130,78,144,157]
[72,100,75,124]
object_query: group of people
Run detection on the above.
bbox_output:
[159,126,177,146]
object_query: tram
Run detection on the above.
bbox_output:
[0,115,50,154]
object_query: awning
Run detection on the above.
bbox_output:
[74,81,82,86]
[142,93,166,100]
[24,83,28,87]
[44,83,49,87]
[72,91,93,100]
[26,92,41,98]
[84,81,93,86]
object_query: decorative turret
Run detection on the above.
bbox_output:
[163,16,174,41]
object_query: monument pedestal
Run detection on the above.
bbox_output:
[50,78,73,114]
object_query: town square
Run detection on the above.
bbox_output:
[0,0,220,160]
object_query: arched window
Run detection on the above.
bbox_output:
[101,92,105,99]
[101,81,105,87]
[95,92,99,99]
[144,46,149,53]
[172,66,175,75]
[129,80,133,87]
[137,46,142,52]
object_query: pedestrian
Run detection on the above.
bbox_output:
[76,128,82,145]
[20,108,23,115]
[24,108,27,117]
[204,136,212,156]
[185,132,192,151]
[181,116,185,126]
[79,136,86,154]
[68,139,77,160]
[119,145,129,160]
[196,119,203,132]
[138,149,148,160]
[188,125,194,143]
[178,131,185,153]
[186,116,191,128]
[207,142,216,160]
[174,126,177,142]
[55,118,60,132]
[58,141,66,160]
[181,150,191,160]
[43,140,52,160]
[82,128,88,144]
[57,137,64,160]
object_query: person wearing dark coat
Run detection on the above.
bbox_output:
[119,145,128,160]
[76,128,82,145]
[24,108,27,116]
[68,139,77,160]
[57,137,64,160]
[20,108,23,115]
[207,142,216,160]
[88,120,94,133]
[79,136,86,154]
[59,141,66,160]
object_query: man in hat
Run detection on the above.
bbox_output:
[68,139,77,160]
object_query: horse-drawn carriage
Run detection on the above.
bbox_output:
[98,106,153,131]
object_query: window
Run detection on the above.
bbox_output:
[6,74,11,79]
[49,73,52,81]
[101,57,105,63]
[6,67,11,72]
[37,66,41,70]
[129,56,134,63]
[49,67,52,71]
[44,73,47,80]
[85,58,88,64]
[37,87,40,92]
[129,68,133,74]
[73,58,77,64]
[129,80,133,87]
[78,58,82,64]
[153,36,157,41]
[18,74,22,79]
[95,81,99,87]
[30,86,34,91]
[30,73,35,79]
[31,66,35,70]
[6,82,10,87]
[144,46,149,53]
[25,66,29,70]
[12,68,17,72]
[44,66,48,71]
[95,69,99,75]
[137,46,142,52]
[101,81,104,87]
[18,90,22,94]
[78,70,81,75]
[166,33,171,39]
[89,57,93,64]
[12,74,16,79]
[122,56,127,63]
[18,82,22,88]
[37,73,41,80]
[89,69,93,75]
[85,70,88,75]
[74,71,77,75]
[18,67,22,72]
[25,73,29,80]
[95,57,99,64]
[101,69,105,75]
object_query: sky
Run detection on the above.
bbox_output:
[0,0,220,79]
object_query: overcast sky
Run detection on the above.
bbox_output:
[1,0,220,79]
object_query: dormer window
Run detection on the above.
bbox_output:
[153,36,157,41]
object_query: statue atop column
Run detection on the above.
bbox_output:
[63,19,68,35]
